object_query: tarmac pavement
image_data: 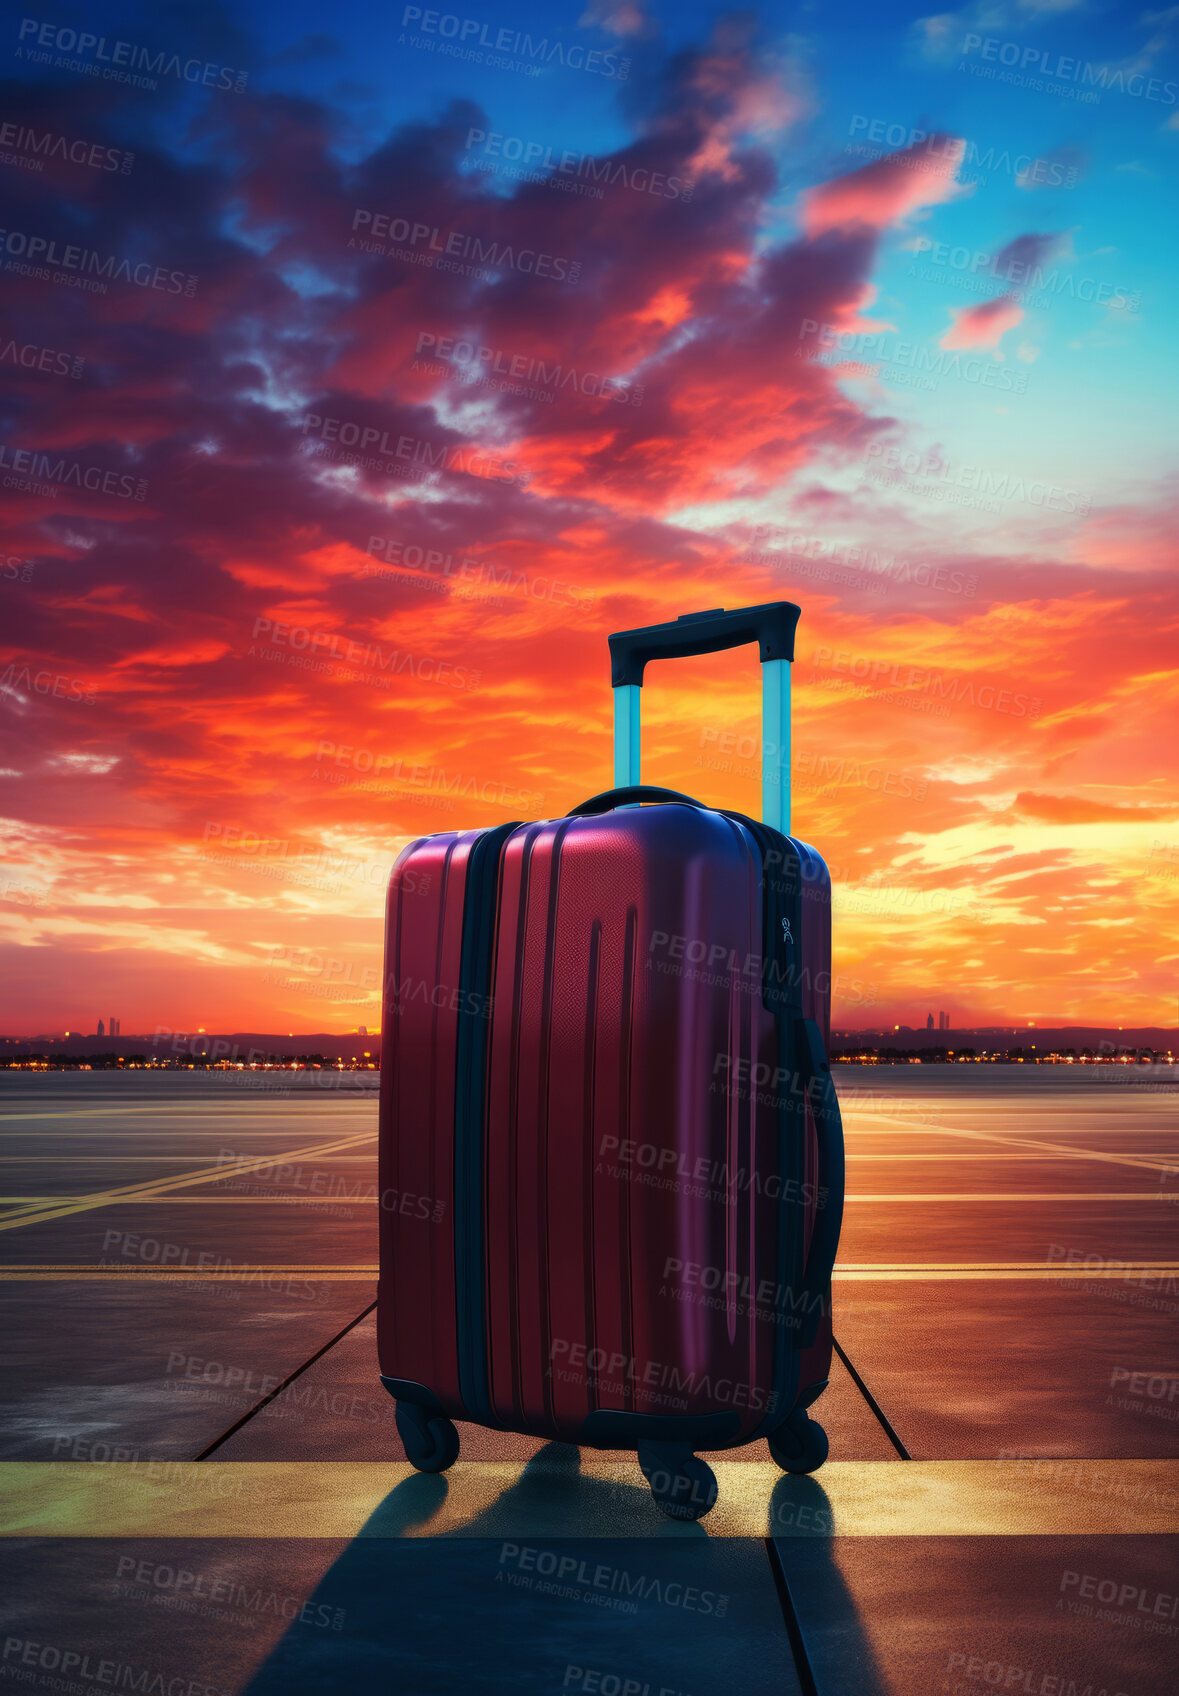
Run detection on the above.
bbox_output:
[0,1066,1175,1694]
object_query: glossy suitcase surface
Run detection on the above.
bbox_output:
[377,604,844,1518]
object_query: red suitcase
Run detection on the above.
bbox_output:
[377,603,844,1519]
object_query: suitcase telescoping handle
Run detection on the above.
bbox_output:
[607,602,802,833]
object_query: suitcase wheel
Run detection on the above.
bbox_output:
[636,1442,718,1522]
[395,1401,460,1473]
[768,1408,829,1475]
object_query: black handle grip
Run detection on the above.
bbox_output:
[609,603,801,689]
[795,1016,845,1350]
[568,786,704,817]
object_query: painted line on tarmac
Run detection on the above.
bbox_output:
[843,1121,1178,1131]
[0,1194,379,1204]
[0,1109,232,1122]
[0,1271,378,1280]
[834,1263,1179,1281]
[855,1113,1177,1175]
[0,1191,1170,1205]
[0,1106,375,1122]
[843,1125,1179,1138]
[844,1151,1174,1160]
[840,1192,1177,1201]
[0,1263,1177,1282]
[0,1130,377,1140]
[0,1265,377,1279]
[0,1133,376,1232]
[0,1154,377,1162]
[842,1112,1177,1124]
[2,1459,1176,1540]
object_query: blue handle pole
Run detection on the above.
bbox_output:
[762,658,790,833]
[612,653,790,831]
[613,684,641,788]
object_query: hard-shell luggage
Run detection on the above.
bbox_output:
[377,602,845,1519]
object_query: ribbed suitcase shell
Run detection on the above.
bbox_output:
[377,801,833,1448]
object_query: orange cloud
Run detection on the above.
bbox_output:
[0,64,1174,1037]
[1012,793,1179,825]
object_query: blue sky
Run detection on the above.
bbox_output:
[3,0,1177,1030]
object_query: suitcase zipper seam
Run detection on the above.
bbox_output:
[453,821,520,1429]
[721,812,806,1439]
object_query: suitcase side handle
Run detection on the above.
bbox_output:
[567,785,704,817]
[795,1015,845,1350]
[608,603,799,832]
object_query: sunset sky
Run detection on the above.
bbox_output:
[1,0,1177,1036]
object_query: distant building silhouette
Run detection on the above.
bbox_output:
[110,1016,120,1037]
[96,1018,104,1037]
[927,1012,934,1029]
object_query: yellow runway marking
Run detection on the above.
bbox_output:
[0,1155,377,1163]
[834,1262,1179,1281]
[844,1152,1174,1160]
[843,1126,1179,1140]
[0,1129,376,1139]
[0,1195,380,1204]
[0,1263,376,1272]
[0,1133,376,1232]
[841,1193,1175,1202]
[2,1460,1175,1540]
[843,1120,1178,1133]
[0,1265,376,1282]
[0,1110,234,1123]
[0,1270,377,1281]
[0,1107,375,1122]
[843,1111,1177,1120]
[841,1104,1178,1111]
[0,1193,370,1200]
[0,1263,1176,1282]
[0,1191,1168,1205]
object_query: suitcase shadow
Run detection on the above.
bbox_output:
[240,1443,795,1696]
[768,1471,893,1693]
[241,1449,889,1694]
[359,1439,707,1540]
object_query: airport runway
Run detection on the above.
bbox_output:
[0,1066,1176,1694]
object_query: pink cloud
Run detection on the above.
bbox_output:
[1,46,1174,1035]
[802,134,966,236]
[579,0,648,35]
[940,293,1025,350]
[684,23,805,181]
